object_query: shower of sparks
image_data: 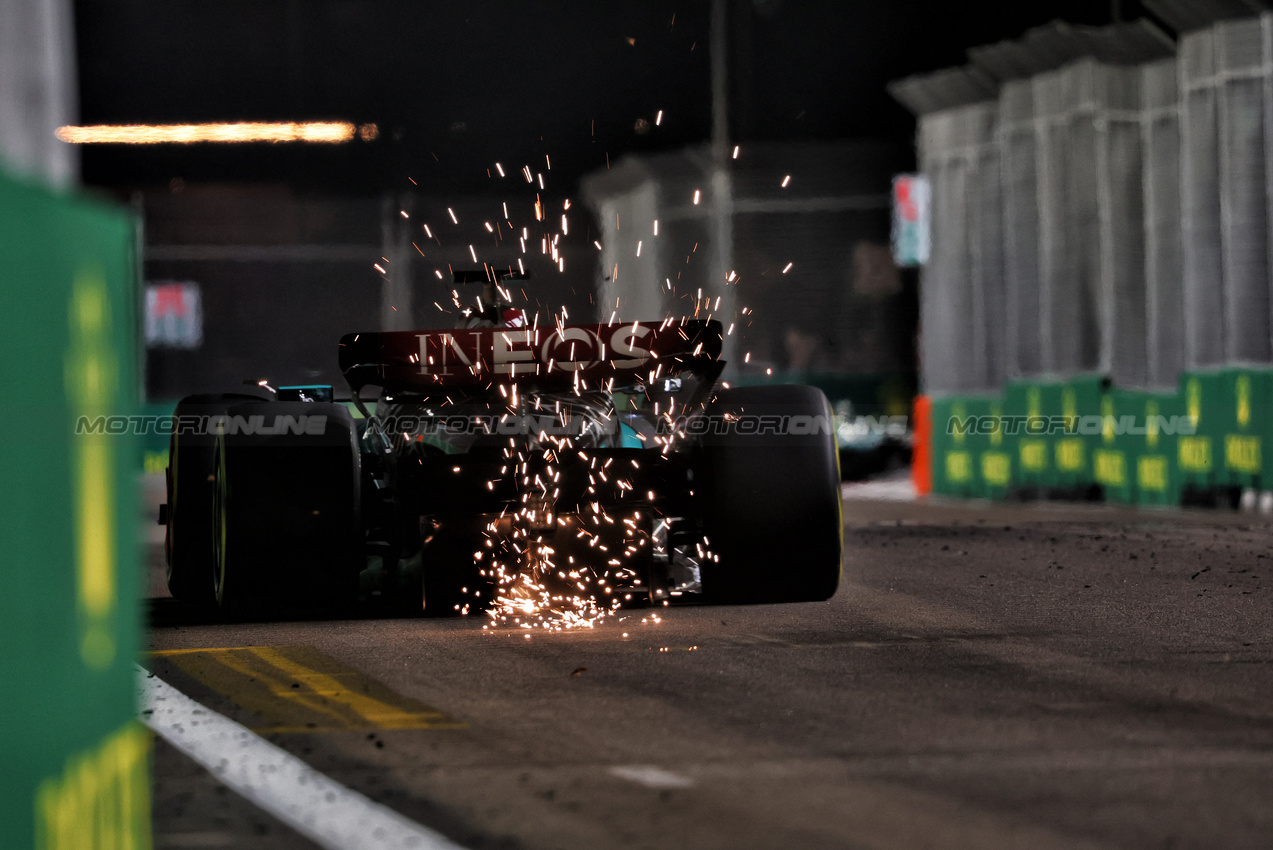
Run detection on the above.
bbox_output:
[365,140,767,635]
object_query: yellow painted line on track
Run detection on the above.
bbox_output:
[149,646,254,655]
[150,645,465,733]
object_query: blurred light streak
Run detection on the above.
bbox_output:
[55,122,371,144]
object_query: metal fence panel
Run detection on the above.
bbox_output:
[1216,16,1272,363]
[999,80,1043,378]
[1142,57,1186,388]
[968,105,1007,390]
[1034,68,1071,374]
[1095,62,1148,387]
[1180,27,1228,368]
[919,109,974,394]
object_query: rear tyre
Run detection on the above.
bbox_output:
[696,385,843,604]
[212,401,362,615]
[165,393,266,603]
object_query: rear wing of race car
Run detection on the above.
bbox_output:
[337,319,723,396]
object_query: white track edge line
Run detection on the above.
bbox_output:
[136,665,467,850]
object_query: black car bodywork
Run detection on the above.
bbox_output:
[163,317,843,618]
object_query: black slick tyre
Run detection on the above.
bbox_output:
[212,401,362,615]
[165,393,266,603]
[696,385,843,604]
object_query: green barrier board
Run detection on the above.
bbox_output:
[928,396,967,497]
[1052,375,1104,494]
[1003,379,1043,488]
[1004,380,1052,491]
[0,171,150,847]
[946,397,982,498]
[926,366,1272,507]
[1092,388,1133,504]
[978,396,1013,500]
[927,395,1011,500]
[1178,371,1223,495]
[1217,367,1270,490]
[1136,391,1185,506]
[1093,389,1185,507]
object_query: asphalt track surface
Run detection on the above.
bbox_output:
[145,495,1273,850]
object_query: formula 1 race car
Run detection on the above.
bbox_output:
[162,272,842,619]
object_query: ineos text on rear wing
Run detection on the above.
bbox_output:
[338,320,723,393]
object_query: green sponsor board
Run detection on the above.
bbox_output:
[1004,378,1102,491]
[0,171,150,847]
[1134,391,1184,506]
[1217,367,1270,490]
[928,395,1009,499]
[1092,388,1133,504]
[978,396,1013,500]
[929,396,971,496]
[1177,371,1223,494]
[1052,375,1104,493]
[925,368,1270,508]
[1004,380,1051,490]
[1093,389,1185,506]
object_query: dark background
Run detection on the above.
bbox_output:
[75,0,1144,197]
[75,0,1153,402]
